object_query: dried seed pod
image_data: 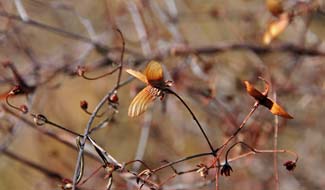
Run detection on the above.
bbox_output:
[244,79,293,119]
[283,160,296,171]
[263,12,290,45]
[220,162,233,176]
[266,0,284,16]
[126,61,172,117]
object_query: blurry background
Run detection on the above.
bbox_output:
[0,0,325,190]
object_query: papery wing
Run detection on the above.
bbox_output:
[244,81,265,101]
[144,61,164,82]
[268,99,293,119]
[263,12,290,45]
[128,86,157,117]
[126,69,148,84]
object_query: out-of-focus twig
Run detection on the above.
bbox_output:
[132,111,152,171]
[171,43,325,57]
[0,12,141,56]
[149,1,183,42]
[273,92,279,190]
[127,0,152,56]
[2,149,63,180]
[14,0,29,21]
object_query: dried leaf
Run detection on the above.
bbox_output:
[263,12,290,45]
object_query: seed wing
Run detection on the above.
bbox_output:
[126,69,148,84]
[268,99,293,119]
[128,86,157,117]
[144,61,164,82]
[244,81,265,101]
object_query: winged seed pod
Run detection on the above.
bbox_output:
[244,79,293,119]
[126,61,172,117]
[266,0,284,17]
[263,12,291,45]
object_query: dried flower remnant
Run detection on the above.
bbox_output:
[220,162,233,176]
[283,160,296,171]
[19,105,28,114]
[263,12,291,45]
[196,163,209,178]
[244,79,293,119]
[126,61,172,117]
[77,66,86,77]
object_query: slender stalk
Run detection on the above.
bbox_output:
[273,93,280,190]
[71,92,111,190]
[81,66,121,80]
[165,88,216,155]
[2,149,63,180]
[115,28,125,87]
[219,102,259,150]
[152,151,213,173]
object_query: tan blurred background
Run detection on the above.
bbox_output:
[0,0,325,190]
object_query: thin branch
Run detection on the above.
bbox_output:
[152,151,213,173]
[171,43,325,57]
[115,28,125,87]
[14,0,29,22]
[150,1,183,42]
[132,111,152,171]
[218,102,259,151]
[0,12,140,56]
[127,0,152,56]
[71,91,113,189]
[273,92,280,190]
[71,65,132,189]
[2,149,63,180]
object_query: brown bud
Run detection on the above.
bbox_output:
[80,100,88,110]
[109,93,119,103]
